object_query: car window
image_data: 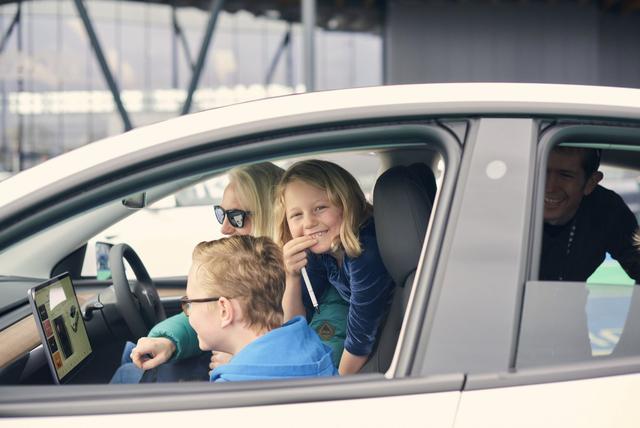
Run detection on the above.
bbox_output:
[81,174,228,279]
[81,151,380,278]
[587,165,640,285]
[519,146,640,368]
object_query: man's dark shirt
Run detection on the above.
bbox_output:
[540,185,640,282]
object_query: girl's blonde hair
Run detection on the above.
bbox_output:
[275,159,372,258]
[229,162,284,240]
[192,235,284,331]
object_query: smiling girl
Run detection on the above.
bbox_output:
[276,160,395,375]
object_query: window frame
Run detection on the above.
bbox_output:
[413,117,539,378]
[0,119,463,417]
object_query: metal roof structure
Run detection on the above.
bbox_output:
[176,0,385,33]
[0,0,386,32]
[2,0,640,171]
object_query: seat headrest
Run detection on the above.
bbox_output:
[373,163,436,287]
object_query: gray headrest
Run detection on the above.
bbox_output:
[373,163,436,287]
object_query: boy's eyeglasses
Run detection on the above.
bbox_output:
[180,295,220,316]
[213,205,251,228]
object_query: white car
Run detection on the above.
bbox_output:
[1,83,640,426]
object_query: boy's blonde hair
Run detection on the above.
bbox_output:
[275,159,372,258]
[229,162,284,240]
[192,235,284,331]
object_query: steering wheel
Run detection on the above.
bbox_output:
[109,243,166,340]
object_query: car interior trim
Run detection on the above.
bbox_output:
[0,288,184,369]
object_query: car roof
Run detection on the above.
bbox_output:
[2,82,640,207]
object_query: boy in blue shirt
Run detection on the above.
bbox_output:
[129,235,336,382]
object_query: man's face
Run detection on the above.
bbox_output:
[544,149,601,226]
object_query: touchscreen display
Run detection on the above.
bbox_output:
[29,273,92,383]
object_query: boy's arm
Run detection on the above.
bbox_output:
[148,312,202,360]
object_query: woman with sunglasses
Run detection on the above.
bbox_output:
[215,161,285,237]
[112,162,284,383]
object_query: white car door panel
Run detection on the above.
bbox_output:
[455,373,640,428]
[0,391,461,428]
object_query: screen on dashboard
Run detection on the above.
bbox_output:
[28,273,92,384]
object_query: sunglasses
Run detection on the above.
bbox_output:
[180,295,220,317]
[214,205,251,228]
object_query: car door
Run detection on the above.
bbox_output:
[0,116,465,426]
[451,122,640,427]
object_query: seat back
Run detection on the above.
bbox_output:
[362,163,436,373]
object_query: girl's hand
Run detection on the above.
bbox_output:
[282,236,317,277]
[208,351,232,374]
[282,236,317,321]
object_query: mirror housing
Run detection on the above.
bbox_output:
[122,193,147,209]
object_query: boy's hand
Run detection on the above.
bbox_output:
[208,351,232,375]
[130,337,176,370]
[283,236,317,277]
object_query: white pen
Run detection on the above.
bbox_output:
[300,267,320,313]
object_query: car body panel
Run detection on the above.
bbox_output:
[1,83,640,424]
[416,118,537,376]
[455,373,640,428]
[0,391,461,427]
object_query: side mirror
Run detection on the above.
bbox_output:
[95,241,113,280]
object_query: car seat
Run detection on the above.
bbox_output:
[362,163,436,373]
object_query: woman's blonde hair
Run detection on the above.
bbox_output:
[229,162,284,240]
[275,159,372,258]
[192,235,284,331]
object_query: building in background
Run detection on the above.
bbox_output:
[0,0,383,172]
[384,0,640,87]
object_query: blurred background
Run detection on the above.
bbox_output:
[1,0,640,174]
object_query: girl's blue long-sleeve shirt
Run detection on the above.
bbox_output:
[303,218,395,356]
